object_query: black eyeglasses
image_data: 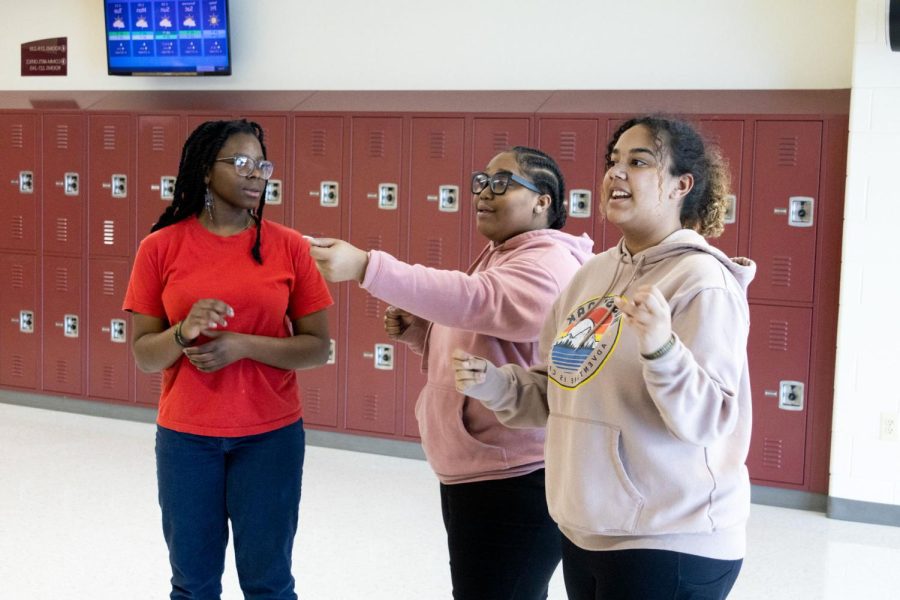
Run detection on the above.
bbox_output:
[471,171,541,195]
[215,155,274,179]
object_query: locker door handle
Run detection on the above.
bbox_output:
[569,190,592,219]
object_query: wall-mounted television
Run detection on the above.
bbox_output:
[104,1,231,76]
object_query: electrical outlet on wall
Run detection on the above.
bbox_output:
[880,413,899,442]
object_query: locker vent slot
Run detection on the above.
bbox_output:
[102,364,116,390]
[11,355,25,378]
[11,215,25,241]
[776,136,799,167]
[55,360,69,384]
[10,124,25,149]
[771,256,792,288]
[55,124,70,150]
[368,130,385,159]
[310,129,327,157]
[55,217,69,244]
[55,266,70,292]
[362,394,379,421]
[429,131,446,159]
[558,131,577,162]
[426,238,443,268]
[150,373,163,395]
[492,131,510,154]
[10,263,24,288]
[762,438,783,470]
[103,271,117,295]
[767,320,789,352]
[103,220,115,245]
[103,125,117,151]
[305,387,321,415]
[364,296,383,319]
[151,126,166,152]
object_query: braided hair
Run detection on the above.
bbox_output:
[510,146,567,229]
[151,119,269,263]
[605,116,731,238]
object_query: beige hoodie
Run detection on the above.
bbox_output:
[469,229,756,560]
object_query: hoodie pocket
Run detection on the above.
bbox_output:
[546,415,643,534]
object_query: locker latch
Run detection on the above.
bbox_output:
[56,314,79,338]
[317,181,339,207]
[158,176,176,200]
[774,196,814,227]
[102,174,128,198]
[265,179,282,205]
[16,310,34,333]
[569,190,592,219]
[377,183,398,210]
[723,194,737,225]
[327,338,336,365]
[438,185,459,213]
[61,172,79,196]
[103,318,127,343]
[373,343,394,370]
[769,380,804,411]
[16,171,34,194]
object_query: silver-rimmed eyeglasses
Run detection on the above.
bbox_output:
[471,171,541,195]
[215,155,274,179]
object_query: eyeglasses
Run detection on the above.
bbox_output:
[215,155,274,179]
[471,171,541,195]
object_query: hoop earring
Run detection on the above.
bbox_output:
[205,187,215,221]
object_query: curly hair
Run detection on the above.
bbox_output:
[510,145,567,230]
[151,119,269,263]
[605,116,731,238]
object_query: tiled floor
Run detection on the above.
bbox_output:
[2,401,900,599]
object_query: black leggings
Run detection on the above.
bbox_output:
[440,469,562,600]
[561,536,742,600]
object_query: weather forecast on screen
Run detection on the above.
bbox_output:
[104,1,230,75]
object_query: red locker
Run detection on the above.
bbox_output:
[747,304,813,486]
[345,116,405,435]
[401,117,468,438]
[538,118,600,249]
[292,116,345,428]
[0,113,39,252]
[87,258,131,402]
[469,118,532,261]
[749,121,822,303]
[135,115,183,250]
[249,114,289,225]
[42,114,85,256]
[41,255,84,395]
[0,253,39,390]
[600,119,628,252]
[88,114,133,257]
[697,120,744,257]
[135,370,163,407]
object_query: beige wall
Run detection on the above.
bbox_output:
[830,0,900,506]
[1,0,854,90]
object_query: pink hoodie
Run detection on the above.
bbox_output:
[362,229,593,484]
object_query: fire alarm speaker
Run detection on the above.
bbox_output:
[889,0,900,51]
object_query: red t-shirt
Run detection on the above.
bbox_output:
[123,217,333,437]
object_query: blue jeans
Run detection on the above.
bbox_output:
[155,420,305,600]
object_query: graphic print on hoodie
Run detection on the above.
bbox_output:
[549,295,623,389]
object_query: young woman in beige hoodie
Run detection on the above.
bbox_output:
[456,117,755,600]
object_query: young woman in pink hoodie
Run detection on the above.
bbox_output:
[456,118,755,600]
[310,147,594,599]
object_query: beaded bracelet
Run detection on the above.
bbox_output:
[641,334,676,360]
[173,321,196,348]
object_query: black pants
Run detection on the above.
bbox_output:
[561,536,742,600]
[440,469,562,600]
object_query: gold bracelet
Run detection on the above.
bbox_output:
[641,334,676,360]
[173,321,195,348]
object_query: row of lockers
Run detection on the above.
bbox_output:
[0,107,845,492]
